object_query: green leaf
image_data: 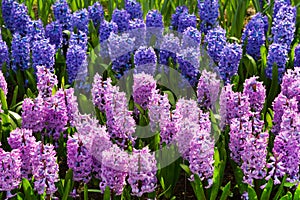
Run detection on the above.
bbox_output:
[22,178,35,199]
[274,175,287,200]
[10,86,18,108]
[62,180,71,200]
[220,182,232,200]
[0,89,8,113]
[103,186,110,200]
[247,185,258,200]
[209,148,221,200]
[260,179,273,200]
[279,192,292,200]
[84,183,88,200]
[193,174,207,200]
[294,184,300,200]
[8,111,22,127]
[163,90,176,106]
[180,164,192,176]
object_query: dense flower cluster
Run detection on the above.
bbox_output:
[112,9,130,33]
[72,9,89,34]
[88,2,104,28]
[0,39,9,68]
[294,44,300,67]
[178,14,197,33]
[145,10,163,46]
[159,33,180,66]
[170,6,188,30]
[198,0,219,33]
[134,46,157,75]
[129,18,146,48]
[45,21,63,49]
[125,0,143,19]
[182,27,201,49]
[53,0,72,30]
[11,33,30,71]
[32,39,56,71]
[205,26,227,63]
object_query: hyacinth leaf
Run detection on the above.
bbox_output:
[209,148,221,200]
[8,111,22,127]
[279,191,292,200]
[266,64,279,109]
[135,103,145,115]
[244,54,258,76]
[231,0,250,38]
[10,86,19,109]
[260,179,273,200]
[17,193,24,200]
[163,90,176,107]
[180,164,192,176]
[62,169,73,200]
[252,0,261,12]
[0,89,8,114]
[84,183,88,200]
[192,174,207,200]
[294,184,300,200]
[22,178,35,200]
[103,186,110,200]
[274,175,287,200]
[25,70,37,92]
[260,46,267,81]
[219,182,232,200]
[247,185,258,200]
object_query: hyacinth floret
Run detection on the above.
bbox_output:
[72,9,89,34]
[11,33,30,71]
[198,0,219,33]
[170,6,189,30]
[88,2,104,28]
[134,46,157,75]
[205,26,227,63]
[112,9,130,33]
[125,0,143,19]
[45,21,63,49]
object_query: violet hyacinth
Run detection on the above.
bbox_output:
[64,88,79,127]
[198,0,219,33]
[182,27,201,49]
[294,44,300,67]
[0,148,22,192]
[11,33,30,71]
[197,70,221,110]
[0,71,8,96]
[0,39,9,68]
[32,39,56,71]
[88,2,104,28]
[112,9,130,33]
[67,133,93,182]
[10,2,31,35]
[134,46,157,75]
[133,72,159,112]
[271,4,296,49]
[53,0,72,30]
[129,18,146,48]
[273,0,291,18]
[72,9,89,34]
[218,42,242,83]
[205,26,227,63]
[159,33,180,66]
[32,143,59,195]
[242,13,267,60]
[36,65,58,99]
[178,14,197,33]
[2,0,14,30]
[128,147,157,197]
[45,21,63,49]
[125,0,143,19]
[265,43,288,82]
[146,10,164,46]
[281,68,300,105]
[170,6,189,30]
[99,145,129,195]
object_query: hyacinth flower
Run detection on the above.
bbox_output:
[0,39,9,69]
[88,2,104,28]
[267,98,300,184]
[265,43,288,82]
[45,21,63,49]
[99,144,129,195]
[32,38,56,71]
[133,72,159,115]
[205,26,227,63]
[2,0,14,30]
[72,9,89,34]
[182,26,201,49]
[27,20,45,45]
[242,13,267,60]
[170,6,189,30]
[0,71,8,96]
[108,33,135,78]
[112,9,130,33]
[134,46,157,75]
[67,133,93,182]
[32,143,59,195]
[271,4,296,50]
[125,0,143,20]
[128,147,157,197]
[197,69,221,110]
[11,33,30,71]
[10,2,31,35]
[145,10,164,46]
[99,20,118,58]
[159,33,180,66]
[69,31,88,51]
[177,13,197,33]
[53,0,72,30]
[273,0,291,18]
[0,147,22,193]
[198,0,219,33]
[129,18,146,49]
[294,44,300,67]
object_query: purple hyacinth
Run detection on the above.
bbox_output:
[69,31,88,51]
[0,148,22,192]
[125,0,143,19]
[72,9,89,34]
[112,9,130,33]
[7,128,39,179]
[66,44,88,83]
[267,98,300,184]
[281,68,300,105]
[67,133,93,182]
[128,147,157,197]
[46,21,63,49]
[133,72,159,112]
[99,20,118,43]
[11,2,31,35]
[53,0,72,30]
[0,71,7,96]
[177,47,201,87]
[64,88,79,127]
[146,10,163,28]
[32,39,56,71]
[0,39,9,69]
[294,44,300,67]
[218,42,242,83]
[271,4,296,49]
[88,2,104,28]
[205,26,227,63]
[243,76,266,114]
[36,65,58,99]
[99,145,129,195]
[198,0,219,33]
[92,74,108,112]
[272,93,290,134]
[159,33,180,66]
[265,43,288,82]
[11,33,30,71]
[182,27,201,49]
[27,19,45,44]
[134,46,157,75]
[170,6,189,30]
[32,143,59,195]
[2,0,14,30]
[146,10,164,46]
[197,70,221,110]
[178,14,197,33]
[242,13,267,60]
[273,0,291,18]
[22,97,45,133]
[129,18,146,48]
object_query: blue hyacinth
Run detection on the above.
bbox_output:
[53,0,72,30]
[146,10,164,46]
[182,27,201,49]
[99,20,118,43]
[0,40,9,69]
[242,13,267,60]
[134,46,157,75]
[218,43,242,83]
[125,0,143,19]
[46,21,63,49]
[129,19,146,48]
[72,9,89,34]
[265,43,288,82]
[69,31,88,51]
[294,44,300,68]
[32,39,56,71]
[159,34,180,66]
[2,0,15,30]
[198,0,219,33]
[11,2,31,35]
[178,14,197,33]
[205,26,227,63]
[11,33,30,71]
[170,6,189,30]
[88,2,104,28]
[112,9,130,33]
[273,0,291,18]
